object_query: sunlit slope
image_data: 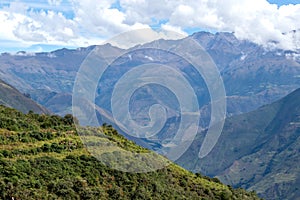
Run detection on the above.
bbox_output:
[0,105,260,199]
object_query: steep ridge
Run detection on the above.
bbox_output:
[0,44,123,116]
[178,88,300,200]
[0,79,49,114]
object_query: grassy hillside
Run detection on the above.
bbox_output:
[0,79,49,114]
[0,105,260,199]
[178,88,300,200]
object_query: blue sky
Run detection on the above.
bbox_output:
[0,0,300,53]
[267,0,300,5]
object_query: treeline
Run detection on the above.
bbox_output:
[0,105,77,131]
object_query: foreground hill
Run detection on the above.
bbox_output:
[178,88,300,200]
[0,79,49,114]
[0,105,260,199]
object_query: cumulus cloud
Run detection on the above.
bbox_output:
[69,0,185,47]
[1,0,300,51]
[48,0,63,6]
[0,2,78,47]
[118,0,300,50]
[71,0,131,36]
[106,28,187,49]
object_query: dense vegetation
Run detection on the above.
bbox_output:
[0,105,260,199]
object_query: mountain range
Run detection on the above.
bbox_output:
[0,32,299,117]
[1,32,299,153]
[1,31,300,199]
[177,88,300,200]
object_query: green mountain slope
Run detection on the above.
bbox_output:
[178,88,300,200]
[0,105,260,200]
[0,79,49,114]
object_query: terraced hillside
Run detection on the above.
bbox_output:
[0,105,260,199]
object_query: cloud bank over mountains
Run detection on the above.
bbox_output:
[0,0,300,52]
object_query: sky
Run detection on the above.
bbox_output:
[0,0,300,53]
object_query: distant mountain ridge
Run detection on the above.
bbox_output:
[0,31,300,199]
[177,88,300,200]
[0,79,49,114]
[0,32,299,116]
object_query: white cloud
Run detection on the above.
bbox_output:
[119,0,300,50]
[105,28,185,49]
[122,0,178,24]
[71,0,128,36]
[161,24,188,37]
[69,0,185,48]
[48,0,62,6]
[1,0,300,52]
[0,2,78,47]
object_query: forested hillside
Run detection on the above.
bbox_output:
[0,105,260,199]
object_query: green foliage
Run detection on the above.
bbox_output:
[0,105,261,200]
[0,105,76,131]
